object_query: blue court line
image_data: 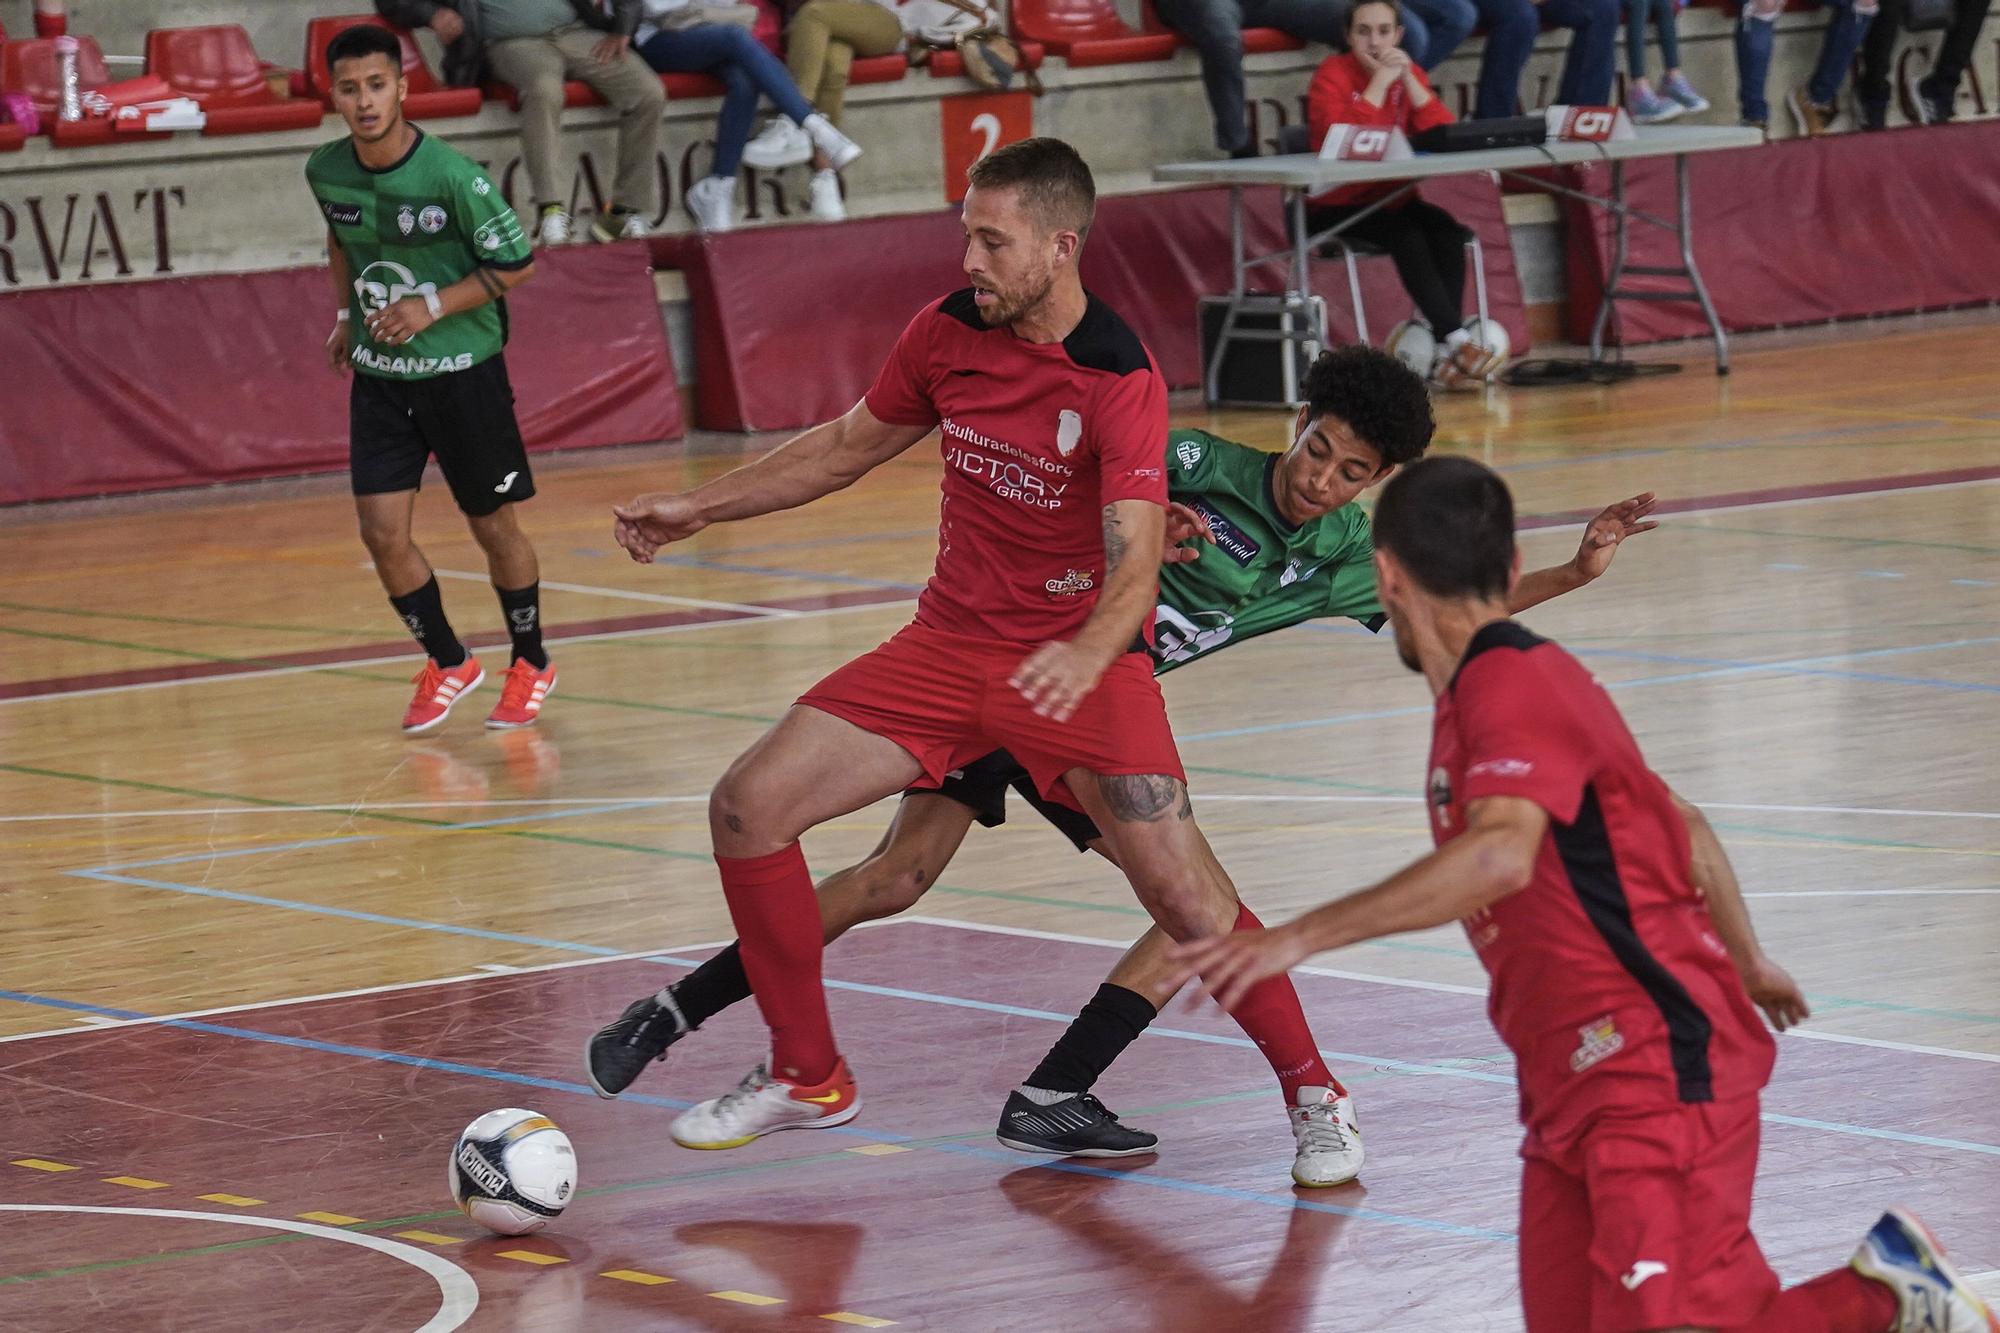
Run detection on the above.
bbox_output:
[0,984,1510,1241]
[1858,570,1907,580]
[1953,579,1996,588]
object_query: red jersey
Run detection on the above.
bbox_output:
[1306,51,1454,209]
[1425,621,1777,1154]
[864,290,1169,645]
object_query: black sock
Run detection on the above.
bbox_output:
[389,575,467,667]
[1023,983,1159,1095]
[495,582,548,669]
[662,943,754,1028]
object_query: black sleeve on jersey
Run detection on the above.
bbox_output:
[1062,296,1151,376]
[938,288,984,330]
[1360,613,1388,634]
[482,254,533,272]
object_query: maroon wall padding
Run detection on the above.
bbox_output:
[656,180,1528,432]
[0,243,680,505]
[1565,119,2000,345]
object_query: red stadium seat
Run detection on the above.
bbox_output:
[1133,2,1307,56]
[0,121,24,152]
[926,40,1044,78]
[1009,0,1178,62]
[849,53,907,84]
[2,34,112,116]
[145,24,325,134]
[661,71,725,98]
[304,15,482,118]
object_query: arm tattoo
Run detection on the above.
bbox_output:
[474,267,505,301]
[1098,773,1187,823]
[1101,505,1129,573]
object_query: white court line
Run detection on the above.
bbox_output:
[0,596,914,708]
[0,1205,477,1332]
[433,567,789,618]
[1747,889,2000,899]
[896,917,2000,1064]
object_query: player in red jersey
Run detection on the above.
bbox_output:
[594,138,1363,1183]
[1170,455,1998,1333]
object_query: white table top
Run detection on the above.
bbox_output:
[1152,125,1764,190]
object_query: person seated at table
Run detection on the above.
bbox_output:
[1305,0,1499,389]
[1469,0,1619,119]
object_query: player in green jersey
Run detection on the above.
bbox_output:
[586,344,1657,1173]
[309,23,555,734]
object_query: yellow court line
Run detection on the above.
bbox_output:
[498,1249,569,1266]
[10,1159,77,1173]
[198,1193,266,1207]
[296,1211,362,1225]
[102,1176,170,1190]
[710,1291,784,1306]
[844,1144,911,1157]
[821,1315,898,1328]
[600,1269,674,1285]
[396,1231,463,1245]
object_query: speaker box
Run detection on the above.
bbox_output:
[1197,296,1327,407]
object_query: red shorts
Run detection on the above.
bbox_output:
[796,621,1184,811]
[1519,1098,1779,1333]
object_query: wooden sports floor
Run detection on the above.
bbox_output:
[2,320,1997,1331]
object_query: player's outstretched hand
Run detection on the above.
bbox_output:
[1009,640,1110,722]
[1167,924,1313,1013]
[611,492,707,564]
[365,295,437,347]
[1572,492,1659,583]
[326,319,351,374]
[1163,502,1215,564]
[1739,952,1810,1031]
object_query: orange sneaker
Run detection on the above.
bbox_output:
[402,655,484,734]
[485,658,557,730]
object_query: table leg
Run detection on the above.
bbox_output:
[1589,161,1628,364]
[1206,186,1247,404]
[1676,152,1730,376]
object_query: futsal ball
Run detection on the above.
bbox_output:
[1384,319,1436,379]
[449,1108,577,1235]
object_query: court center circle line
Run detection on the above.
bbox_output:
[0,1204,478,1332]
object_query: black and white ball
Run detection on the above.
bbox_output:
[449,1108,577,1235]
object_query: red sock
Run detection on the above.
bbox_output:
[35,12,66,37]
[1719,1269,1899,1333]
[716,844,838,1086]
[1226,904,1343,1100]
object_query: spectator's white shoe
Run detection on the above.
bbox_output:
[809,170,846,222]
[588,209,650,243]
[685,175,737,233]
[535,205,573,247]
[802,113,862,172]
[741,118,813,170]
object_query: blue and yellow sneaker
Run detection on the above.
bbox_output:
[1850,1207,2000,1332]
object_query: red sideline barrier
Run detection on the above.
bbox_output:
[0,244,681,505]
[1566,118,2000,345]
[655,181,1528,432]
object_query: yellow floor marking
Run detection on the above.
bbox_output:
[395,1230,463,1245]
[600,1269,674,1285]
[843,1144,911,1157]
[498,1250,568,1266]
[296,1211,362,1225]
[710,1291,784,1306]
[197,1193,266,1207]
[102,1176,170,1190]
[821,1314,898,1327]
[10,1159,77,1172]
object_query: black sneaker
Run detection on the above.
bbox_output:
[585,991,690,1098]
[995,1090,1159,1158]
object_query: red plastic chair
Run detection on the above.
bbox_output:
[145,24,325,135]
[1009,0,1179,63]
[926,40,1045,78]
[2,33,112,116]
[849,53,907,84]
[304,14,482,117]
[483,77,607,110]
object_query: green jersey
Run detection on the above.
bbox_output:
[1151,429,1384,672]
[306,128,532,381]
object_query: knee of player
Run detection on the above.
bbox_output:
[1129,872,1226,940]
[855,856,934,916]
[707,775,762,842]
[356,516,411,560]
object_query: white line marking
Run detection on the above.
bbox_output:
[1745,889,2000,899]
[0,797,713,823]
[1777,1030,2000,1065]
[0,1205,478,1332]
[433,567,788,617]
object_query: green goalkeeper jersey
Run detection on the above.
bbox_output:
[305,128,532,381]
[1151,429,1385,672]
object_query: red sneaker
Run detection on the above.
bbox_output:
[402,655,484,734]
[485,658,557,730]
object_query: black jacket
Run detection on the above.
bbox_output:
[373,0,642,87]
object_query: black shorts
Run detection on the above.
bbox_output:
[913,748,1104,854]
[349,354,534,518]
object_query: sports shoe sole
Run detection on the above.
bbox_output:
[994,1133,1158,1159]
[1292,1164,1363,1188]
[1859,1207,2000,1331]
[671,1097,863,1151]
[582,1032,632,1100]
[402,667,485,735]
[486,672,556,730]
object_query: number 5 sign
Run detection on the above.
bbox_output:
[941,91,1034,203]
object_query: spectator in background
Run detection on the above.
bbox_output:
[635,0,861,232]
[1469,0,1618,119]
[375,0,664,244]
[1305,0,1499,388]
[1401,0,1479,70]
[741,0,902,221]
[1623,0,1709,122]
[1152,0,1356,156]
[1855,0,1989,127]
[1733,0,1875,134]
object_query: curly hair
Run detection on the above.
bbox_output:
[1299,345,1434,467]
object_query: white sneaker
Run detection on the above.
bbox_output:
[1288,1086,1363,1187]
[802,112,862,172]
[808,169,846,222]
[670,1061,860,1150]
[741,117,813,170]
[589,209,651,242]
[535,206,572,246]
[1849,1207,2000,1332]
[684,174,737,233]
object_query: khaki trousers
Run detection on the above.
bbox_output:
[784,0,903,125]
[486,24,665,211]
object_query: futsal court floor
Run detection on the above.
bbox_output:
[2,319,1997,1331]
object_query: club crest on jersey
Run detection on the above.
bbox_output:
[473,176,493,195]
[419,205,448,234]
[1175,437,1203,471]
[1055,409,1083,457]
[1571,1016,1625,1072]
[397,205,416,236]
